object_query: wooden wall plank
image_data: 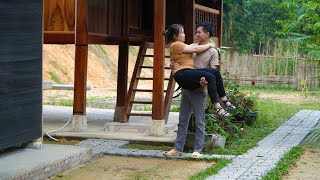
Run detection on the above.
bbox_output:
[88,0,108,34]
[109,0,124,37]
[43,31,75,44]
[166,0,184,27]
[128,0,142,30]
[43,0,75,31]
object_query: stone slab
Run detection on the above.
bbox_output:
[0,144,92,180]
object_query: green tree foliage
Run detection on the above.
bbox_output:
[223,0,290,53]
[277,0,320,56]
[223,0,245,46]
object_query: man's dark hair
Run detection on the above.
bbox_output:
[197,22,214,37]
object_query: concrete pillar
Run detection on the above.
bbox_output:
[150,119,165,136]
[71,115,87,132]
[26,138,43,149]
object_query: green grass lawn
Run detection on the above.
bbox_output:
[261,146,304,179]
[44,85,320,179]
[205,98,320,155]
[126,86,320,179]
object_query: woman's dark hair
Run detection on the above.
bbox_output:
[197,21,214,37]
[164,24,183,43]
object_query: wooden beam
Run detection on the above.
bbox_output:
[73,0,88,115]
[43,31,152,45]
[194,4,220,15]
[185,0,195,44]
[43,31,75,44]
[88,33,151,45]
[152,0,165,120]
[87,33,109,44]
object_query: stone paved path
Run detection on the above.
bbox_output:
[78,110,320,180]
[77,139,236,160]
[207,110,320,180]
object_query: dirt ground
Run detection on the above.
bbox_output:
[51,156,214,180]
[283,146,320,180]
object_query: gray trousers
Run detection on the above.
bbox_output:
[175,88,207,152]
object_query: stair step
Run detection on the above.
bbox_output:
[140,66,171,69]
[127,113,152,117]
[136,77,153,80]
[130,101,152,104]
[133,89,152,92]
[104,122,177,134]
[143,54,170,58]
[122,41,175,123]
[145,42,171,49]
[133,89,167,92]
[136,77,170,80]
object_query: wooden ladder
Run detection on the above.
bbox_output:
[121,42,175,123]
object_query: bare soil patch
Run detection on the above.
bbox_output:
[51,156,215,180]
[257,92,319,104]
[283,146,320,180]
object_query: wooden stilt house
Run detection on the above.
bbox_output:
[43,0,223,134]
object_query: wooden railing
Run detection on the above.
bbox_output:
[194,4,220,40]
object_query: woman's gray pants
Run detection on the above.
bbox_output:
[175,88,207,153]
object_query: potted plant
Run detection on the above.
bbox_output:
[246,110,259,126]
[186,100,242,150]
[186,113,229,150]
[185,79,257,150]
[224,79,258,126]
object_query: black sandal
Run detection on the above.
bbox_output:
[216,106,230,118]
[221,100,236,110]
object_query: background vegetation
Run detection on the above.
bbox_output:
[223,0,320,57]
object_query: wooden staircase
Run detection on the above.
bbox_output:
[121,42,175,123]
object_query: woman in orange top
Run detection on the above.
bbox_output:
[165,24,229,117]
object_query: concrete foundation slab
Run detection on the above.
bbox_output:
[0,144,92,180]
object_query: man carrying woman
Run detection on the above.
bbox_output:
[163,22,235,158]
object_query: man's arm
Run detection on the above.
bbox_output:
[209,48,220,69]
[182,43,214,54]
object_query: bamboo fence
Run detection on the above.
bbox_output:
[221,43,319,90]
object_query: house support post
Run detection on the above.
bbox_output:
[151,0,166,136]
[72,0,88,131]
[113,0,129,122]
[113,41,129,122]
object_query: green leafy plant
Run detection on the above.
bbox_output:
[188,79,255,138]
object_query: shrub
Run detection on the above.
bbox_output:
[188,79,257,138]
